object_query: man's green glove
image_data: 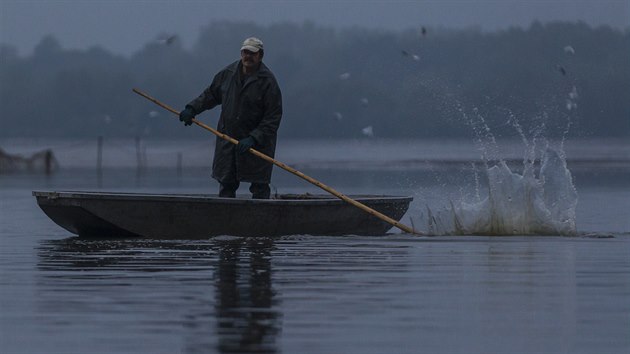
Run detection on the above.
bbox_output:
[237,136,256,154]
[179,106,196,126]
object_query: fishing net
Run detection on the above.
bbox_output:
[0,148,59,174]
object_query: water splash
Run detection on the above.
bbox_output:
[423,107,578,236]
[436,148,577,235]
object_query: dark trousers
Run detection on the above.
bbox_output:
[219,181,270,199]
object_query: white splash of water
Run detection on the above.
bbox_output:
[435,147,577,235]
[424,107,578,236]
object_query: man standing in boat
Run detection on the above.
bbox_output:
[179,37,282,199]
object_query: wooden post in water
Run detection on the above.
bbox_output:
[45,150,53,176]
[97,136,103,188]
[177,152,183,179]
[135,136,143,178]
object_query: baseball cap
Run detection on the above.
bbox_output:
[240,37,264,52]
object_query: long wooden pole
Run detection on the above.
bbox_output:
[132,88,421,235]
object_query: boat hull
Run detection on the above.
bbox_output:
[33,191,413,238]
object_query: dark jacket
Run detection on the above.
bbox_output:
[187,60,283,183]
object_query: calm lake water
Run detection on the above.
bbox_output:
[1,138,629,353]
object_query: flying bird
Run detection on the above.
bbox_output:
[361,126,374,137]
[333,112,343,121]
[563,45,575,54]
[339,72,351,80]
[568,86,578,100]
[360,98,369,106]
[401,50,420,61]
[157,35,178,45]
[556,65,567,76]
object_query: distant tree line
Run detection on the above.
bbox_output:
[1,21,628,139]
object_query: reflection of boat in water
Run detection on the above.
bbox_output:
[37,237,280,353]
[33,191,413,238]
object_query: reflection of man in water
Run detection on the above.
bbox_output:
[36,238,280,353]
[215,238,279,352]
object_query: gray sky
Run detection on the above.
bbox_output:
[1,0,628,57]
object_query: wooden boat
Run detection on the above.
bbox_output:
[33,191,413,238]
